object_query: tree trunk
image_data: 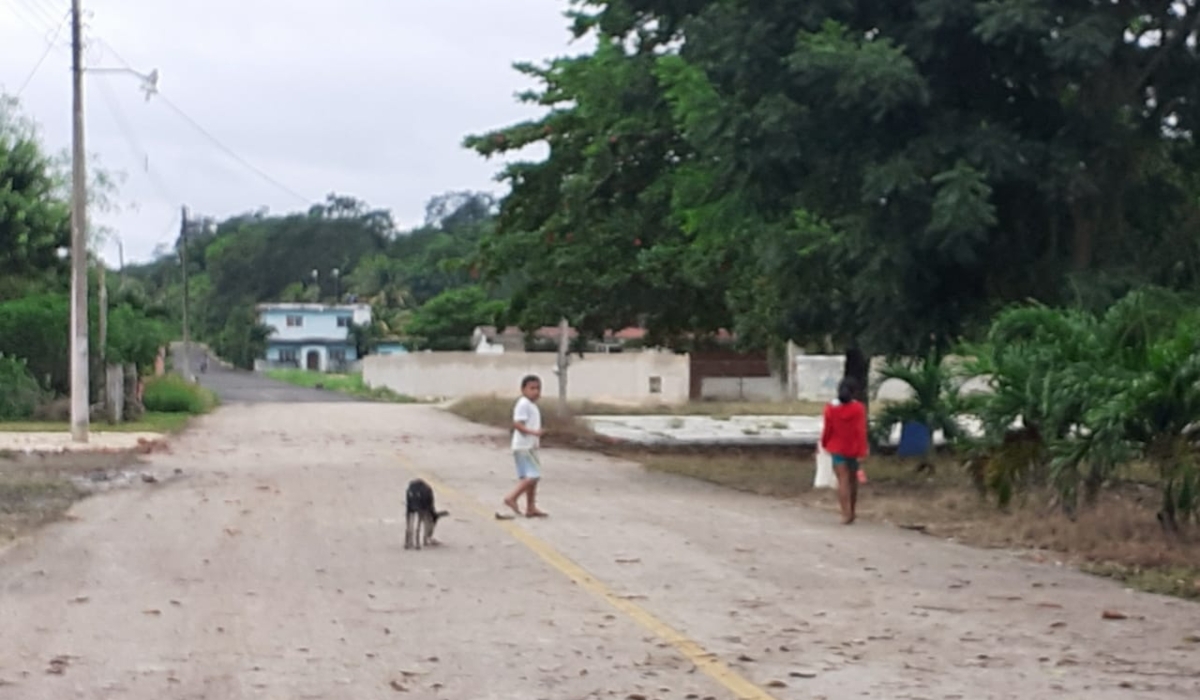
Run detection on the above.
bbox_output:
[556,317,570,416]
[1069,198,1098,270]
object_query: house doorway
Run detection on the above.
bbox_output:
[306,350,320,371]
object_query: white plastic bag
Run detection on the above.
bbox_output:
[813,445,836,489]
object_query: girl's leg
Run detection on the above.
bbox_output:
[848,468,859,523]
[834,465,852,524]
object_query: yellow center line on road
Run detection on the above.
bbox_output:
[398,455,779,700]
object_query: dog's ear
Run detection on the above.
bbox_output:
[436,510,449,519]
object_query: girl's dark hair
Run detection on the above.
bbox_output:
[837,377,859,404]
[521,374,541,389]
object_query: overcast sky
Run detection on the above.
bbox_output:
[1,0,584,265]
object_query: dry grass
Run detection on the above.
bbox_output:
[0,450,141,542]
[448,394,828,420]
[447,396,621,451]
[643,450,1200,600]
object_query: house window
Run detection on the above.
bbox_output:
[337,316,352,328]
[279,349,298,363]
[648,376,663,394]
[329,349,347,363]
[286,315,304,327]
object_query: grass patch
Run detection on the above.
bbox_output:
[642,449,1200,600]
[0,450,140,542]
[266,369,416,403]
[144,375,219,414]
[448,394,824,421]
[0,411,191,434]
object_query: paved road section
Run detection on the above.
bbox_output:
[0,403,1196,699]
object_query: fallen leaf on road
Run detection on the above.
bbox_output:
[143,609,162,616]
[46,656,71,675]
[766,680,788,688]
[789,670,818,678]
[170,600,182,607]
[223,528,241,536]
[1101,610,1128,620]
[736,654,755,663]
[70,596,89,604]
[389,680,408,692]
[1050,621,1067,628]
[626,694,648,700]
[615,558,641,564]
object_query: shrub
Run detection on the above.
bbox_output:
[0,355,46,419]
[0,293,70,394]
[965,287,1200,526]
[871,349,965,456]
[142,375,218,414]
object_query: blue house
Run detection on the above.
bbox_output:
[256,303,372,373]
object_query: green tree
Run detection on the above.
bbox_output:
[465,37,731,346]
[405,285,505,350]
[472,1,1200,353]
[0,95,69,297]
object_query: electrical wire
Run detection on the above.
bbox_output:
[93,74,179,204]
[4,0,56,36]
[13,5,69,96]
[15,0,61,28]
[95,37,313,206]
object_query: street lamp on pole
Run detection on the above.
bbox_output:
[332,267,340,303]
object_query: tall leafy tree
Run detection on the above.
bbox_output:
[465,30,732,346]
[0,96,69,298]
[471,0,1200,353]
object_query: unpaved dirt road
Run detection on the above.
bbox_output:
[1,401,1197,699]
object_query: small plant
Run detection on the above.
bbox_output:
[143,375,218,415]
[667,417,685,429]
[0,355,47,420]
[870,349,964,462]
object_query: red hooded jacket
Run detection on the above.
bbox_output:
[820,400,868,459]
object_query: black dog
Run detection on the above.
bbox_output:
[405,479,448,550]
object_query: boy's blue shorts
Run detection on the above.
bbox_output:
[514,450,542,480]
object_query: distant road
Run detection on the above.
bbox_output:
[172,344,359,404]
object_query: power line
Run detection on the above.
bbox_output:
[4,0,56,36]
[13,0,59,30]
[14,6,69,96]
[93,38,312,206]
[93,74,178,204]
[154,92,313,206]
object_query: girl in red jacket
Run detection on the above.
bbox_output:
[820,378,869,524]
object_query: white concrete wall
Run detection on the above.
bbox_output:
[700,376,787,402]
[791,354,992,402]
[364,351,691,404]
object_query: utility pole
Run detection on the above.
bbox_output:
[180,206,191,381]
[555,317,570,416]
[69,0,89,443]
[98,257,107,367]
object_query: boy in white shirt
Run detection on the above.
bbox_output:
[503,374,549,518]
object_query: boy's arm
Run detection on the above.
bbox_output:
[512,403,544,437]
[819,404,832,450]
[512,420,544,437]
